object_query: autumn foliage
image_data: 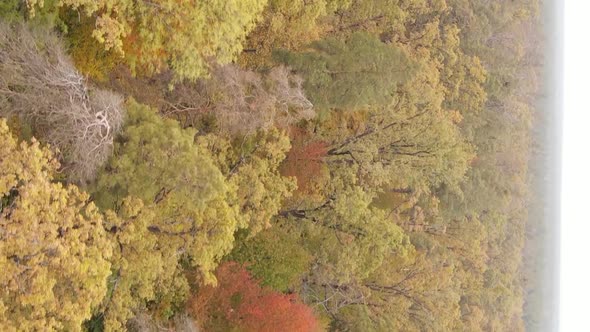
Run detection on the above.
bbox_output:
[281,127,328,195]
[0,0,541,329]
[189,262,320,332]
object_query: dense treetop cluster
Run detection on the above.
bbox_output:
[0,0,540,330]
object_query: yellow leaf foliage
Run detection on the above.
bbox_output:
[27,0,267,81]
[0,119,112,331]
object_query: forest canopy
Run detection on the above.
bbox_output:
[0,0,540,330]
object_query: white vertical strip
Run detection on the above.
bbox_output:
[560,1,590,331]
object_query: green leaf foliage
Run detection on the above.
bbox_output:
[228,224,312,292]
[93,99,239,284]
[274,32,416,110]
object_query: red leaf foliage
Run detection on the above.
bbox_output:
[280,127,328,193]
[190,262,320,332]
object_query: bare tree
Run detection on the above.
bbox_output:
[0,22,124,183]
[163,64,314,135]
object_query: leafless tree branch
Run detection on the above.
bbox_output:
[0,23,124,184]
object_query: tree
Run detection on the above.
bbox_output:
[0,119,112,331]
[359,247,462,332]
[283,185,411,285]
[164,65,314,135]
[321,81,475,198]
[296,238,462,331]
[92,99,240,284]
[239,0,350,69]
[228,223,312,292]
[0,23,124,183]
[279,127,330,205]
[189,262,320,332]
[99,198,181,331]
[274,32,416,110]
[26,0,267,81]
[325,0,488,116]
[61,11,122,81]
[197,128,297,236]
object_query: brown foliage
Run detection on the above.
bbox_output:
[106,65,170,109]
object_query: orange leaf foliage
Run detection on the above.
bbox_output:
[190,262,320,332]
[280,127,328,194]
